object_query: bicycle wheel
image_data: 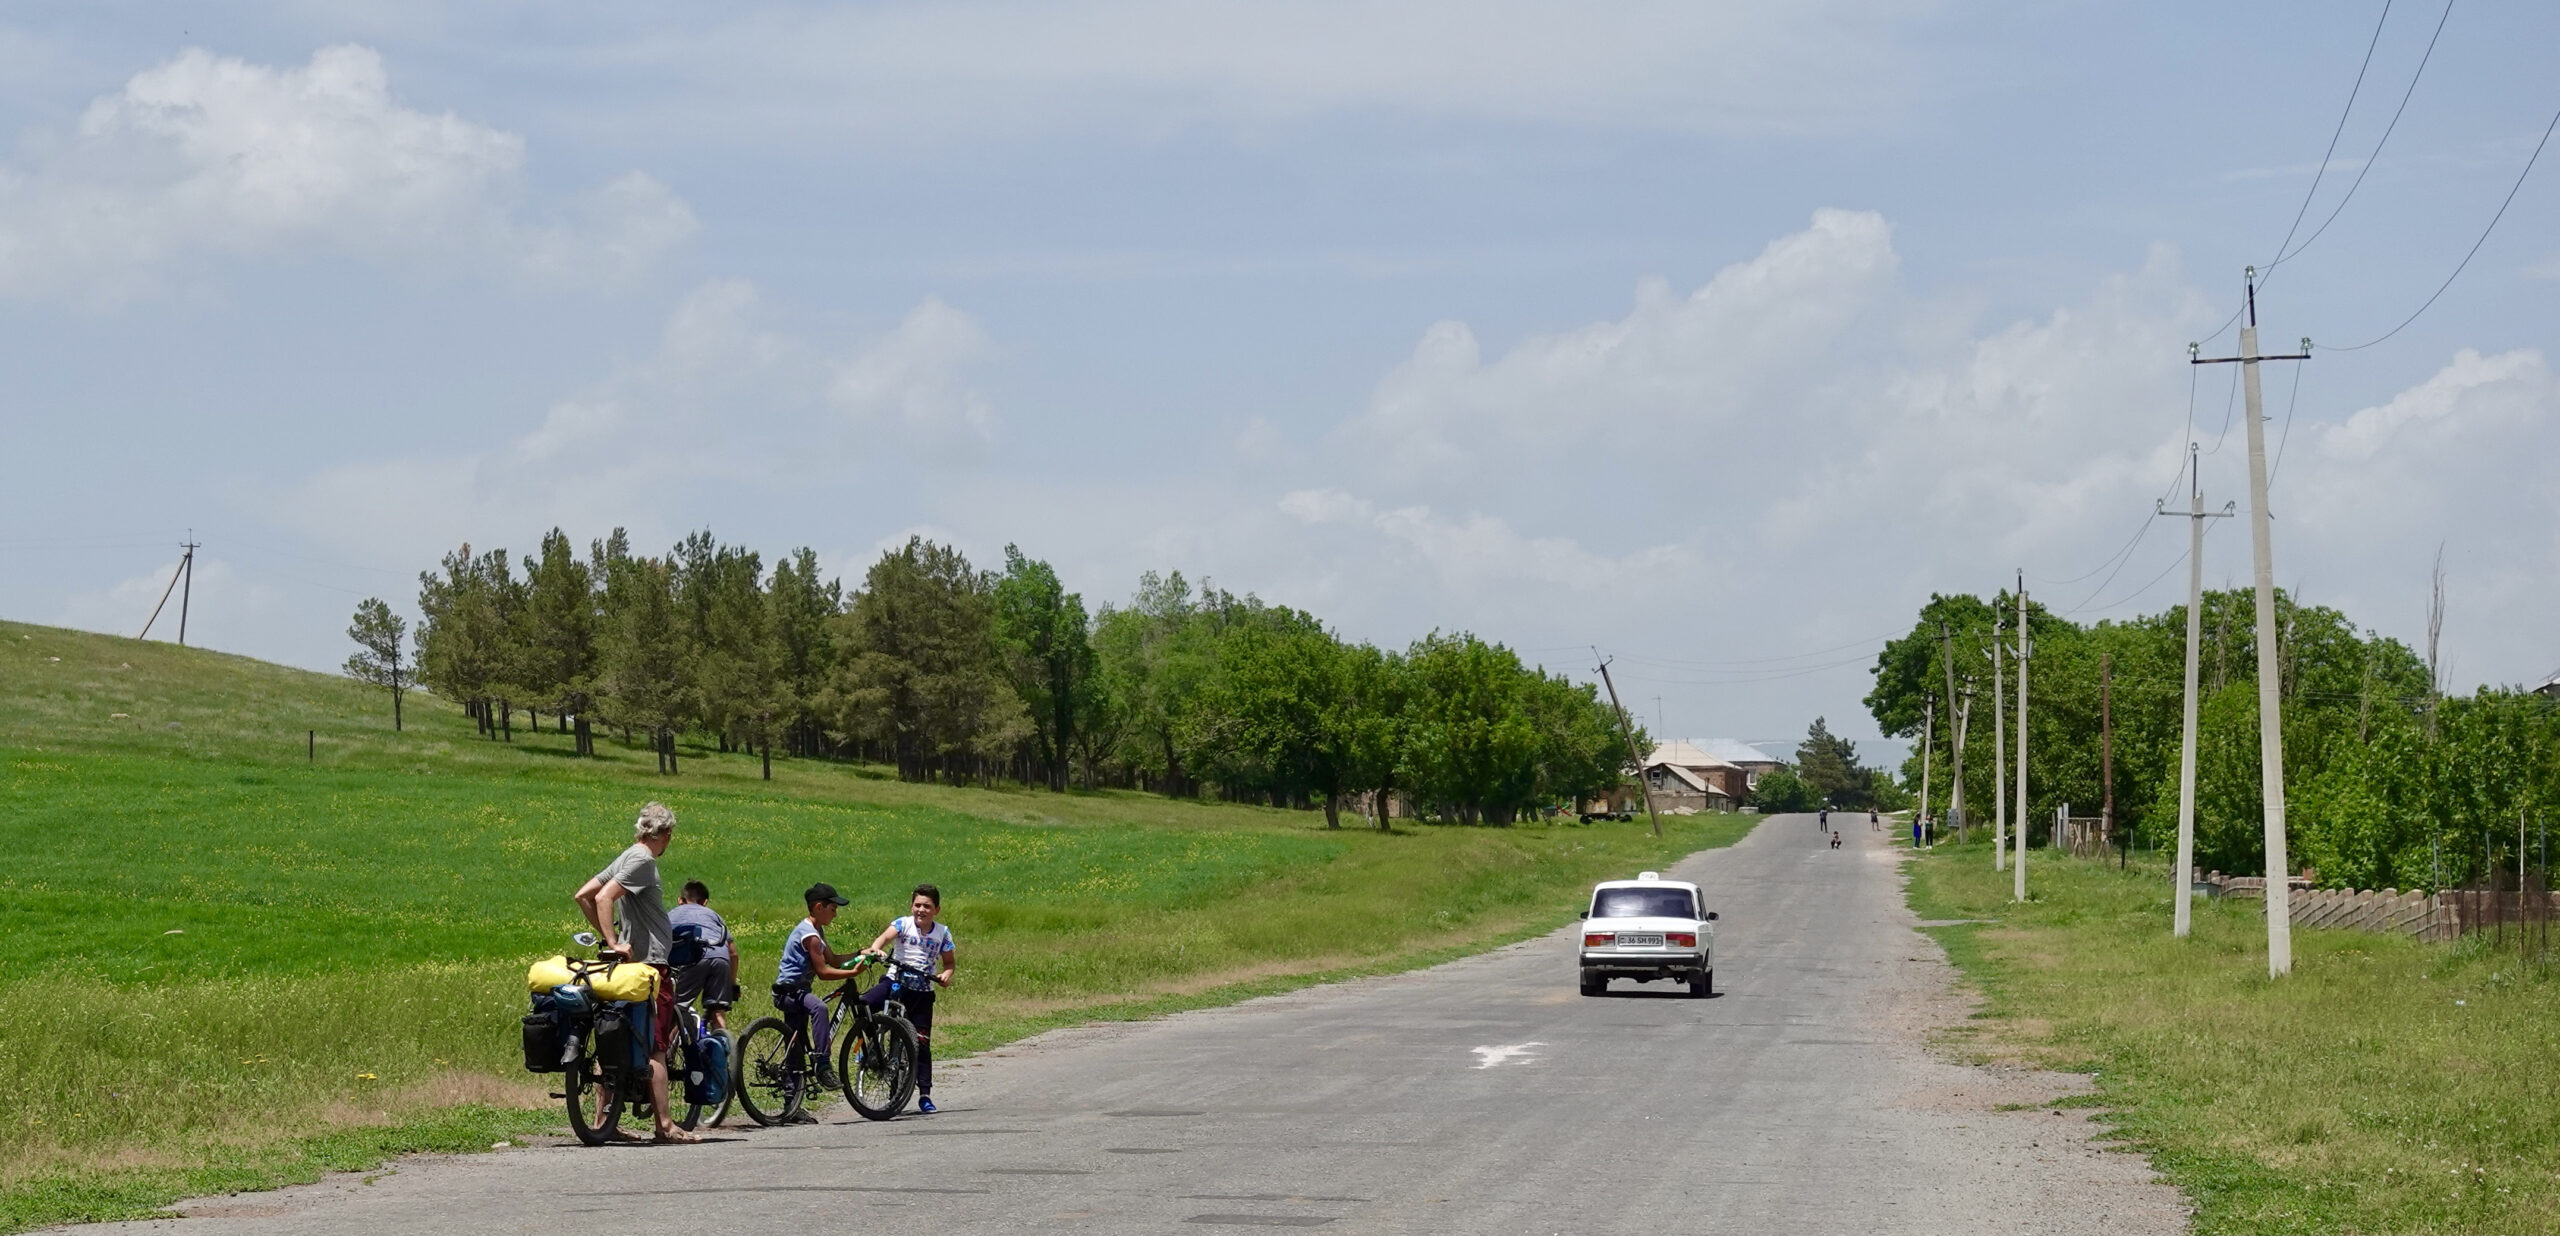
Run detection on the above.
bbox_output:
[670,1007,710,1132]
[841,1012,918,1121]
[564,1058,621,1146]
[734,1016,805,1127]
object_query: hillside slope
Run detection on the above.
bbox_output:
[0,618,1751,1230]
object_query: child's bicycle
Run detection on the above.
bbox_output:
[553,932,725,1145]
[735,953,919,1125]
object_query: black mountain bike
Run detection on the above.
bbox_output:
[836,960,927,1119]
[736,956,919,1124]
[555,933,720,1145]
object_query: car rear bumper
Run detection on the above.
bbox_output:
[1579,950,1708,977]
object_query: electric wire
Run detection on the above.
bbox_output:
[2267,0,2399,273]
[2329,98,2560,351]
[2196,0,2404,347]
[2275,0,2454,267]
[2201,361,2243,455]
[2266,362,2308,491]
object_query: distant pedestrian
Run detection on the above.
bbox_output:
[1912,817,1923,847]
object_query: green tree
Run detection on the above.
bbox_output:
[766,547,843,759]
[827,537,1031,784]
[1753,765,1820,813]
[519,528,599,754]
[342,597,410,730]
[1795,716,1867,807]
[993,545,1096,792]
[596,552,692,773]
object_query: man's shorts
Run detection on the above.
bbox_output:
[673,955,737,1011]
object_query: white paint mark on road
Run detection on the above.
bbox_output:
[1472,1042,1546,1069]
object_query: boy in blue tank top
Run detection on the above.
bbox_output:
[773,882,862,1099]
[860,883,957,1113]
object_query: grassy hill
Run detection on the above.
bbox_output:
[0,618,1751,1230]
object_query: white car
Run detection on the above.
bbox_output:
[1578,871,1716,997]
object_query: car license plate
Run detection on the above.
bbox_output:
[1615,933,1663,947]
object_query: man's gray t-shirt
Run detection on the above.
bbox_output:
[595,843,671,965]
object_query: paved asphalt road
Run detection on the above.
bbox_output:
[88,815,2184,1235]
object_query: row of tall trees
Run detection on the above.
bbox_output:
[1866,588,2560,889]
[363,530,1635,824]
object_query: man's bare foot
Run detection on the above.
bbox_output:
[653,1127,703,1145]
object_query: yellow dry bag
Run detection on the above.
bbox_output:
[526,956,658,1002]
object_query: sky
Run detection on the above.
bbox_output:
[4,1,2557,766]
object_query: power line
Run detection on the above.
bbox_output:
[2329,98,2560,351]
[2275,0,2455,267]
[2196,1,2408,347]
[2267,0,2401,272]
[2266,362,2309,490]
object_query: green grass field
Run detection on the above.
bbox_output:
[0,618,1751,1231]
[1907,836,2560,1235]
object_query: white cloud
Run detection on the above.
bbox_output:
[829,296,998,456]
[616,0,1945,142]
[0,45,694,301]
[271,281,994,566]
[1279,487,1694,596]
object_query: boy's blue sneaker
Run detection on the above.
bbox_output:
[916,1096,938,1115]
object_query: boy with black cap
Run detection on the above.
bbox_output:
[773,882,863,1097]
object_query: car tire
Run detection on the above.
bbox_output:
[1689,969,1713,998]
[1579,972,1606,997]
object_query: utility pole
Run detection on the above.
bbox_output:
[1594,651,1661,838]
[1918,690,1935,848]
[2192,269,2312,977]
[136,537,199,643]
[2159,442,2233,938]
[2103,653,2122,869]
[176,536,197,645]
[1940,622,1966,842]
[1985,616,2008,872]
[2014,574,2030,903]
[1953,681,1974,847]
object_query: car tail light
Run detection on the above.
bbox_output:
[1583,932,1615,947]
[1667,932,1697,947]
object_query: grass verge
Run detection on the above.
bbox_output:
[1906,836,2560,1235]
[1,619,1753,1230]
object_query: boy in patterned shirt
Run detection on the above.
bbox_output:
[860,883,957,1114]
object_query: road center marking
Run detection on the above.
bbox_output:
[1471,1041,1546,1069]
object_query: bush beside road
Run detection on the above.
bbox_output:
[1906,836,2560,1235]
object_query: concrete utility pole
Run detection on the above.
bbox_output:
[2014,575,2030,903]
[1917,691,1935,848]
[1940,622,1965,841]
[1594,652,1661,838]
[2158,441,2234,938]
[2192,269,2312,977]
[1985,617,2008,872]
[1953,682,1974,847]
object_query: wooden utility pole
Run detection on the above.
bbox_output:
[1918,690,1935,848]
[1985,617,2008,872]
[2192,269,2312,976]
[1594,652,1661,837]
[2014,575,2030,903]
[137,537,199,643]
[2159,442,2233,937]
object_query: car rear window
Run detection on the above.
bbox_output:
[1591,887,1696,919]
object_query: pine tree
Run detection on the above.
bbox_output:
[343,597,410,730]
